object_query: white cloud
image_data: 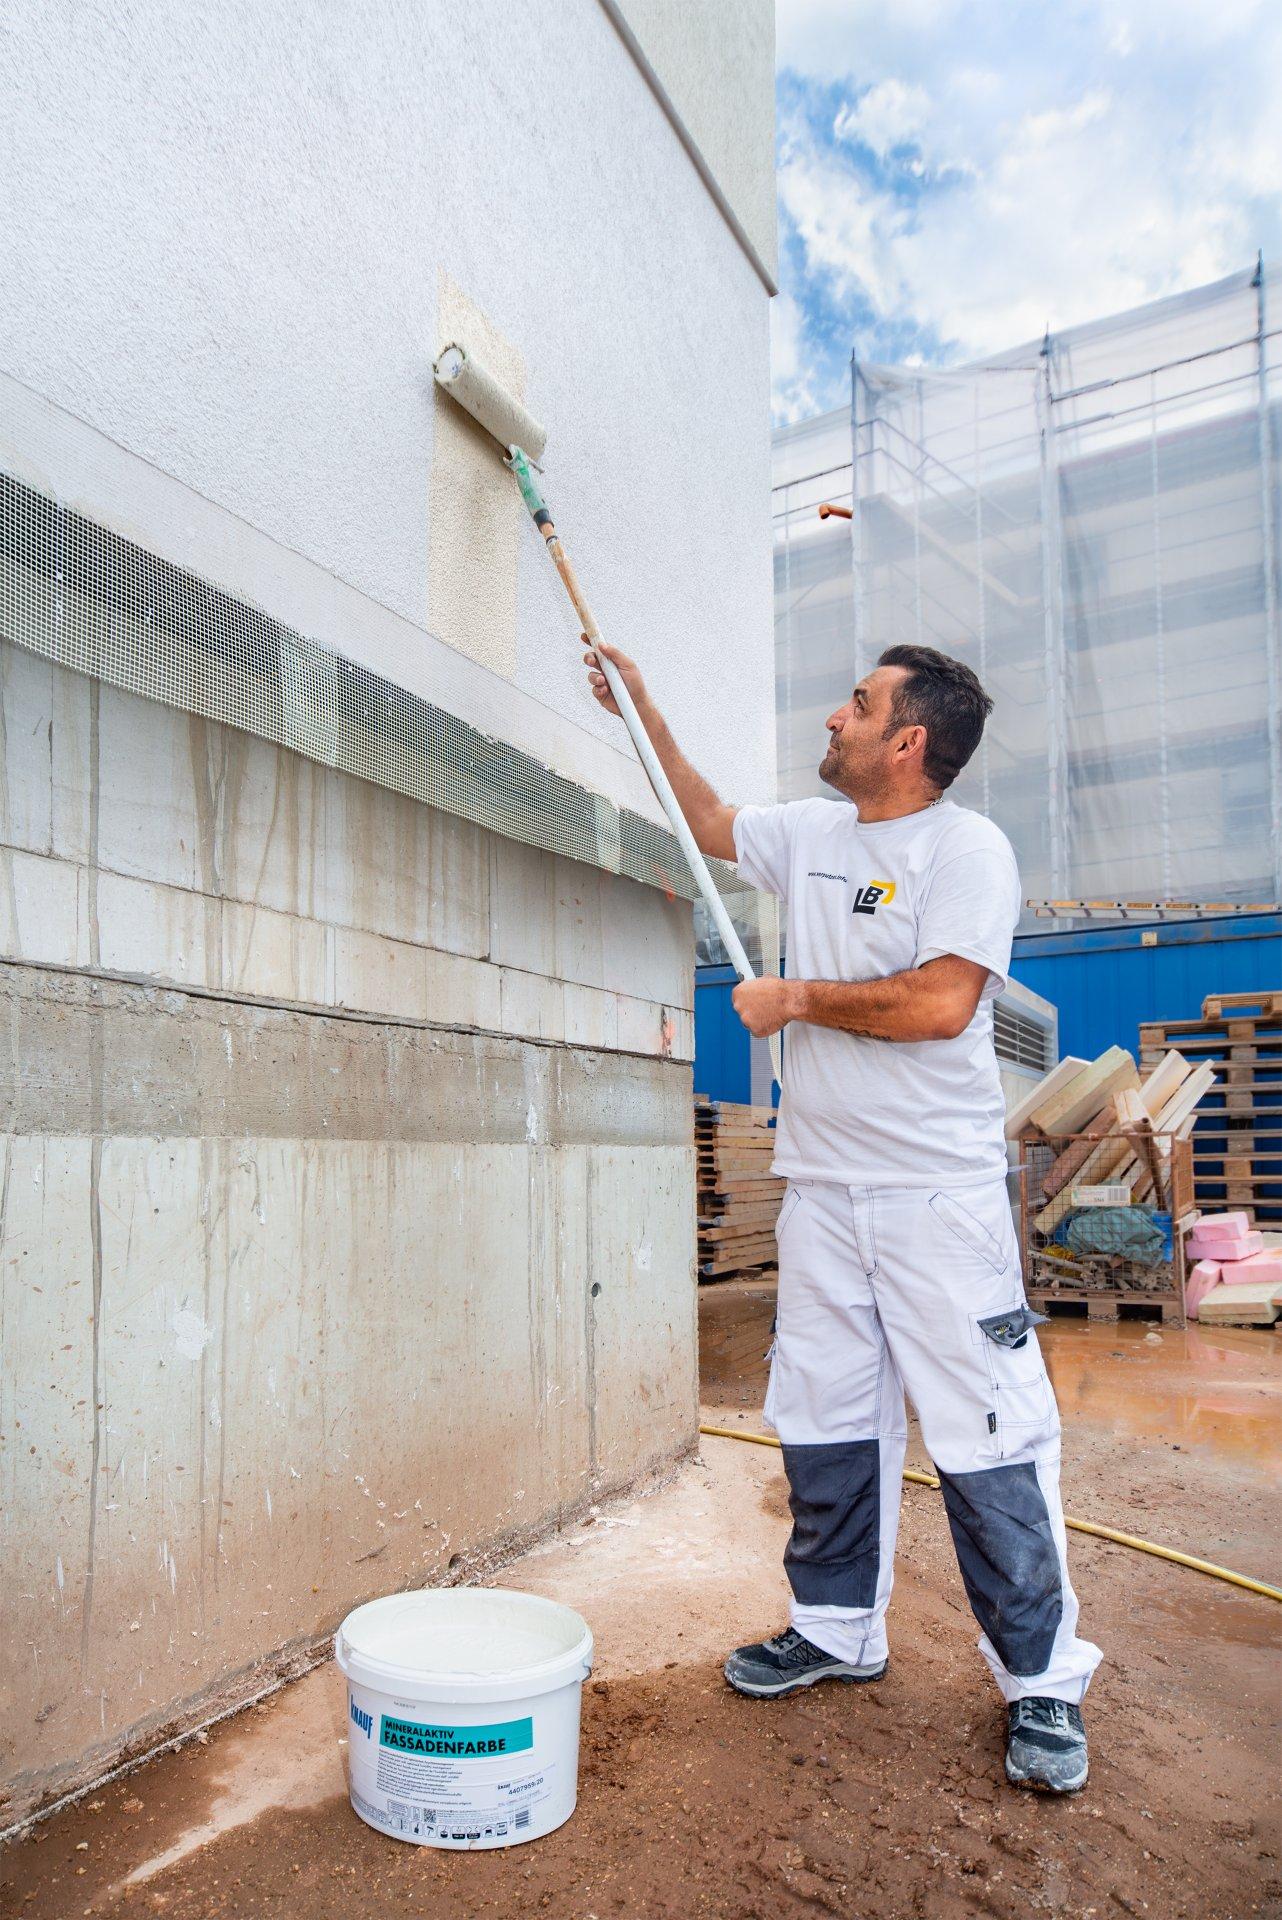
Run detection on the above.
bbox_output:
[778,0,965,78]
[834,79,931,158]
[896,91,1240,355]
[774,0,1282,394]
[777,139,906,318]
[1016,91,1112,149]
[770,289,820,424]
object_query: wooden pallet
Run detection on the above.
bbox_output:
[695,1095,783,1284]
[1140,1009,1281,1049]
[699,1265,779,1289]
[1138,1002,1280,1223]
[1201,990,1281,1021]
[1028,1286,1184,1324]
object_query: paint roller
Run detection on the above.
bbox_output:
[433,341,780,1081]
[434,345,549,466]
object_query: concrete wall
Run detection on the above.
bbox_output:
[0,644,698,1823]
[0,0,778,815]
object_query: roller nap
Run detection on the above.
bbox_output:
[433,343,548,461]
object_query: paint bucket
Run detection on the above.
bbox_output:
[334,1587,593,1849]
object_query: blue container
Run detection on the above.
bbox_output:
[1010,913,1280,1062]
[694,963,752,1105]
[696,916,1279,1119]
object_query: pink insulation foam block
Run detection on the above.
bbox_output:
[1216,1249,1282,1284]
[1185,1260,1222,1320]
[1187,1211,1251,1244]
[1186,1228,1263,1262]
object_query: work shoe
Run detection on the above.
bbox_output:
[723,1627,887,1699]
[1005,1696,1089,1793]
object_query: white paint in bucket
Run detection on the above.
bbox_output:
[334,1587,593,1849]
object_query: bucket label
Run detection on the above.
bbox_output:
[379,1714,534,1759]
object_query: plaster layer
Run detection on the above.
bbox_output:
[427,277,525,679]
[0,0,777,811]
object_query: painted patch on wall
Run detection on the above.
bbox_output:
[427,276,525,680]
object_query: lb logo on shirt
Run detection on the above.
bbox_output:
[852,879,896,917]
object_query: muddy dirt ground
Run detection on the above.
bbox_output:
[4,1289,1280,1919]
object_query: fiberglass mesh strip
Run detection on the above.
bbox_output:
[0,469,774,965]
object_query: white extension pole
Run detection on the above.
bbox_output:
[590,648,783,1090]
[503,453,754,976]
[504,452,782,1087]
[591,651,757,982]
[430,348,780,1081]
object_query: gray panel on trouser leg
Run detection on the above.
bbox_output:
[780,1440,880,1607]
[937,1463,1063,1676]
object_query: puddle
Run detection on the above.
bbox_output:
[1143,1579,1282,1652]
[702,1285,1282,1481]
[1041,1320,1282,1479]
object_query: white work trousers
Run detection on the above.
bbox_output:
[764,1177,1102,1704]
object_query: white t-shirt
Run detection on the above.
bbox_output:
[733,796,1021,1187]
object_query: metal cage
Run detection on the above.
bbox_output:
[1019,1128,1193,1324]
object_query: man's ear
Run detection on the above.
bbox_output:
[896,724,928,763]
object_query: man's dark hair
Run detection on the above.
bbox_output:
[878,644,994,791]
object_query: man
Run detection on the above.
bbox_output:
[584,637,1101,1793]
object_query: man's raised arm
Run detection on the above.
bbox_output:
[584,638,738,862]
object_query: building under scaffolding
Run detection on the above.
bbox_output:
[773,263,1282,926]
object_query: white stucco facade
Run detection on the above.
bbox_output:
[0,0,777,813]
[606,0,778,283]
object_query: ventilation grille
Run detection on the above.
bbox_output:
[0,469,769,954]
[993,1001,1054,1073]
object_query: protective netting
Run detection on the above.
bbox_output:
[774,263,1282,926]
[0,467,776,969]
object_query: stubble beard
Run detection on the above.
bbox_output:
[821,738,870,806]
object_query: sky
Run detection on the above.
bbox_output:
[771,0,1282,423]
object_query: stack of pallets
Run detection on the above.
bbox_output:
[695,1096,784,1285]
[1140,991,1281,1227]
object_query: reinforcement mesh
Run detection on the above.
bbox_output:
[774,262,1282,928]
[0,468,776,970]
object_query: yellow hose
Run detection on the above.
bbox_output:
[698,1423,1282,1604]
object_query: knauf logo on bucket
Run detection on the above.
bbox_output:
[350,1697,373,1738]
[379,1714,534,1759]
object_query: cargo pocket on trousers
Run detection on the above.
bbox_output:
[977,1305,1048,1351]
[974,1307,1054,1458]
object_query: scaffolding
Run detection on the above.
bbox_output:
[773,263,1282,927]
